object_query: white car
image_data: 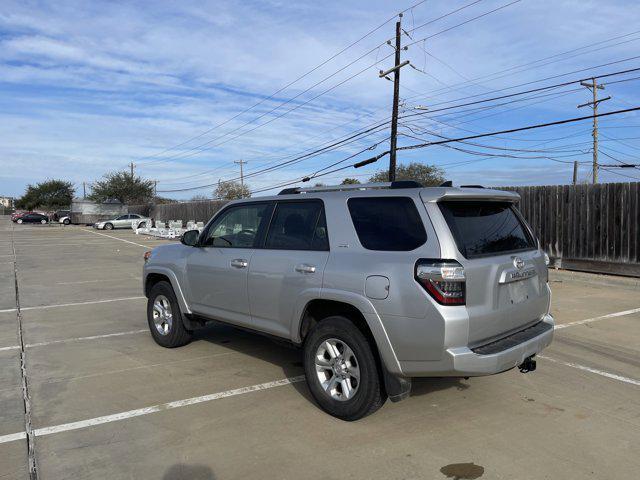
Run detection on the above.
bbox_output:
[59,216,71,225]
[94,214,150,230]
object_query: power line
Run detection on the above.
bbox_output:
[140,0,521,169]
[397,107,640,152]
[133,0,429,166]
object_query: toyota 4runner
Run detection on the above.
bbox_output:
[143,182,554,420]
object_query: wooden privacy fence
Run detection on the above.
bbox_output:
[502,182,640,277]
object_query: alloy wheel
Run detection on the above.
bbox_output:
[152,295,173,336]
[315,338,360,401]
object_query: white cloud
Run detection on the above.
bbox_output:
[1,0,639,199]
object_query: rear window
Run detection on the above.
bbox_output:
[348,197,427,251]
[439,201,536,258]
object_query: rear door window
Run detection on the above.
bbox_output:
[265,201,328,251]
[348,197,427,251]
[438,201,536,258]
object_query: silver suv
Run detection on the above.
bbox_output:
[143,182,554,420]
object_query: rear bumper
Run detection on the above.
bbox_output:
[399,314,554,376]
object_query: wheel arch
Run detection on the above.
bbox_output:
[144,267,192,315]
[296,294,402,376]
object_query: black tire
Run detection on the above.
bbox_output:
[17,219,23,224]
[303,316,386,421]
[63,218,70,225]
[104,223,114,230]
[138,221,146,228]
[147,281,192,348]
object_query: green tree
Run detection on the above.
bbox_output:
[15,180,74,210]
[368,162,445,186]
[214,180,250,200]
[341,178,361,185]
[89,171,154,204]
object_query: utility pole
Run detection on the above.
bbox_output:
[153,180,157,197]
[83,182,86,199]
[572,161,578,185]
[129,161,135,178]
[234,159,247,195]
[578,78,610,184]
[379,13,409,182]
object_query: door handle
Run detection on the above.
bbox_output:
[295,263,316,274]
[230,259,248,269]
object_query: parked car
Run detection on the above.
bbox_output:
[142,182,554,420]
[14,212,49,224]
[53,209,71,222]
[94,214,150,230]
[11,211,30,221]
[59,215,71,225]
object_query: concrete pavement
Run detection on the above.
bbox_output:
[0,217,638,479]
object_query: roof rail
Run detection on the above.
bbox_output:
[277,181,423,195]
[460,184,485,189]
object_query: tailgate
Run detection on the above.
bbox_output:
[434,198,550,345]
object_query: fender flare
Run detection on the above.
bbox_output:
[294,289,403,375]
[144,266,192,315]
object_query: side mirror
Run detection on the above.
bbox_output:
[181,229,200,247]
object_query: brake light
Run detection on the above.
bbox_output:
[415,260,466,305]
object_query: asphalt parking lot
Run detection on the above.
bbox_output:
[1,217,638,480]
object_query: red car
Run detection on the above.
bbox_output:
[11,211,30,221]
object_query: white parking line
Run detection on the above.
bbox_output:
[0,329,148,352]
[0,296,145,314]
[81,229,151,248]
[538,355,640,386]
[0,376,305,445]
[555,307,640,329]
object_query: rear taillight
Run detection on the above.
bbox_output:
[415,259,466,305]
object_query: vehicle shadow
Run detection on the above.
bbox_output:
[192,323,314,404]
[191,323,470,405]
[162,463,215,479]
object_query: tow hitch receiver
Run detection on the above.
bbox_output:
[518,356,537,373]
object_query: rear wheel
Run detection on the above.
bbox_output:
[303,316,386,421]
[138,221,146,228]
[63,218,70,225]
[147,281,192,348]
[104,223,113,230]
[40,219,47,224]
[17,219,23,224]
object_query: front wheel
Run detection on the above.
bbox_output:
[303,316,386,421]
[104,223,113,230]
[17,219,23,224]
[40,219,47,224]
[63,218,70,225]
[147,281,192,348]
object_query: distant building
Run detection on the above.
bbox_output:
[0,196,14,209]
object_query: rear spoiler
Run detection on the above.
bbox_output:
[420,187,520,203]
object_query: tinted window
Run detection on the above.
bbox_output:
[439,201,536,258]
[348,197,427,251]
[265,202,328,251]
[203,203,272,248]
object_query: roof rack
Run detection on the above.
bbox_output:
[277,181,423,195]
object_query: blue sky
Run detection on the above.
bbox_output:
[1,0,639,200]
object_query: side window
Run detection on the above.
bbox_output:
[202,203,272,248]
[265,201,329,251]
[116,215,127,220]
[348,197,427,251]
